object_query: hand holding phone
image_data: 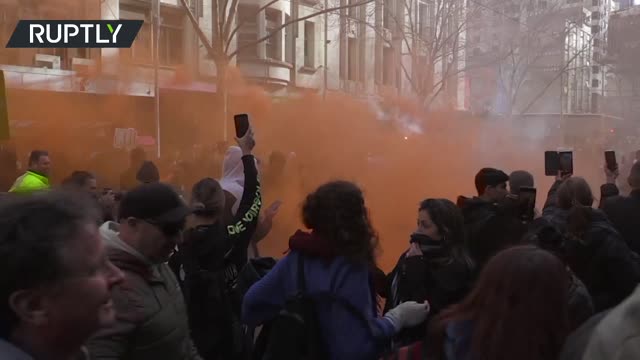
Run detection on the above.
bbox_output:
[234,114,255,155]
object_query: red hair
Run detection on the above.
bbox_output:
[428,245,569,360]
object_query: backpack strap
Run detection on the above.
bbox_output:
[297,252,307,293]
[295,253,377,338]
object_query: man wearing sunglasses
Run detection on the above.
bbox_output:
[87,182,202,360]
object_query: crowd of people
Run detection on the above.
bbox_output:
[1,126,640,360]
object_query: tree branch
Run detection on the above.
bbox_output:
[519,39,592,115]
[229,0,375,59]
[222,0,239,49]
[178,0,216,58]
[225,0,282,54]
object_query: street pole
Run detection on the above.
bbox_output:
[323,0,328,99]
[153,0,161,159]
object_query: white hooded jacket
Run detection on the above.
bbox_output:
[219,146,259,215]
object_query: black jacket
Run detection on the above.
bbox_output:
[544,205,640,312]
[384,237,473,345]
[458,196,497,265]
[602,189,640,255]
[458,196,525,269]
[171,155,262,360]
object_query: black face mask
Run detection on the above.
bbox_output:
[409,233,448,259]
[409,233,439,246]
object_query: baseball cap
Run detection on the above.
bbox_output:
[118,182,191,223]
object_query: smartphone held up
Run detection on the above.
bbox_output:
[605,150,617,172]
[545,150,573,176]
[234,114,250,138]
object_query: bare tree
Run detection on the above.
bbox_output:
[468,1,593,116]
[356,0,472,110]
[178,0,375,91]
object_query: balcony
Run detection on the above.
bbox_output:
[237,57,293,88]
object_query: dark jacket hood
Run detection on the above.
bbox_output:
[458,196,496,223]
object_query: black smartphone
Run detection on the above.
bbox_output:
[545,151,560,176]
[234,114,250,138]
[519,186,537,222]
[559,151,573,175]
[605,150,617,172]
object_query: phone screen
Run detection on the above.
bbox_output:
[545,151,560,176]
[605,150,617,171]
[234,114,250,138]
[559,151,573,175]
[519,187,537,222]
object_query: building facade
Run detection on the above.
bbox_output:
[0,0,467,110]
[466,0,602,115]
[604,5,640,122]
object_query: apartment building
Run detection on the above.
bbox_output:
[0,0,466,108]
[604,5,640,122]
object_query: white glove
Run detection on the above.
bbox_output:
[384,301,430,332]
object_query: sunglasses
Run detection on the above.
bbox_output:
[144,218,186,237]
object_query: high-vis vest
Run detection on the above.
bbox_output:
[9,170,50,194]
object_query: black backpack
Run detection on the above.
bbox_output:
[255,254,375,360]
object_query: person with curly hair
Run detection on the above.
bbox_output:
[242,180,429,360]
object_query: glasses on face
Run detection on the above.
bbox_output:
[144,218,186,237]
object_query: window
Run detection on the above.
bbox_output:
[285,15,293,63]
[593,38,601,48]
[592,79,600,88]
[120,6,151,63]
[304,21,315,67]
[132,22,152,62]
[592,25,601,34]
[237,5,258,59]
[592,11,601,20]
[592,0,599,5]
[592,65,600,73]
[160,26,183,66]
[266,8,282,61]
[383,0,394,30]
[347,37,357,81]
[348,0,357,18]
[158,10,184,66]
[418,1,432,38]
[189,0,204,17]
[382,46,393,85]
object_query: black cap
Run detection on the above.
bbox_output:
[118,182,191,223]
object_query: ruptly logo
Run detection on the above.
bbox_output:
[6,20,143,48]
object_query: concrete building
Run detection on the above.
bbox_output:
[518,6,593,114]
[603,5,640,123]
[466,0,601,115]
[0,0,467,109]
